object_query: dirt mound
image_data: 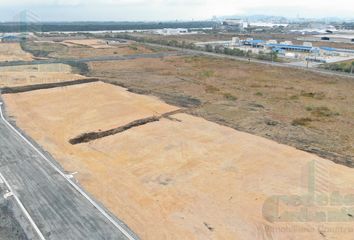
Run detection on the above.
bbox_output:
[69,109,184,144]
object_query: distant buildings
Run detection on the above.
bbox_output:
[154,28,195,36]
[243,39,264,48]
[266,43,320,53]
[249,22,288,28]
[0,35,22,43]
[222,19,247,32]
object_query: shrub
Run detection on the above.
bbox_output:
[223,93,237,101]
[199,70,215,78]
[205,85,219,93]
[292,118,312,126]
[306,106,339,117]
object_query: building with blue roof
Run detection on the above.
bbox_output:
[266,43,319,53]
[243,39,265,48]
[0,35,22,43]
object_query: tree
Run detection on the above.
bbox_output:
[205,44,213,52]
[214,45,223,54]
[351,61,354,74]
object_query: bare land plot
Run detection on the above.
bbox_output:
[88,56,354,165]
[22,41,160,59]
[3,81,178,143]
[0,63,84,87]
[62,39,129,48]
[52,43,156,58]
[0,43,33,62]
[3,82,354,240]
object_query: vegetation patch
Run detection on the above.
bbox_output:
[199,70,215,78]
[306,106,339,117]
[129,45,138,51]
[205,85,219,93]
[289,95,299,100]
[66,61,90,75]
[292,117,313,126]
[322,61,354,74]
[20,41,67,58]
[300,91,326,99]
[223,93,237,101]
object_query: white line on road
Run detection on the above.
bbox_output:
[0,103,136,240]
[0,172,46,240]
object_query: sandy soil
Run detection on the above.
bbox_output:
[0,43,33,62]
[4,82,354,239]
[54,44,154,59]
[3,81,178,139]
[0,64,84,87]
[62,39,113,48]
[88,56,354,166]
[21,41,158,60]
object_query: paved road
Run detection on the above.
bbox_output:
[0,51,185,67]
[0,102,138,240]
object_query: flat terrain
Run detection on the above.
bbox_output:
[0,63,84,87]
[22,40,160,60]
[88,56,354,166]
[62,39,127,48]
[4,82,354,239]
[0,43,33,62]
[0,184,31,240]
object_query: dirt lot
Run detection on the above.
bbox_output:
[88,56,354,166]
[4,81,354,240]
[22,41,159,59]
[0,43,33,62]
[0,63,84,87]
[62,39,130,48]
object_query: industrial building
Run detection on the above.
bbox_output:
[154,28,191,36]
[0,35,21,42]
[243,39,265,48]
[241,39,320,53]
[194,36,354,64]
[266,43,320,53]
[222,19,247,32]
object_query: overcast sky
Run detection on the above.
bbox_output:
[0,0,353,21]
